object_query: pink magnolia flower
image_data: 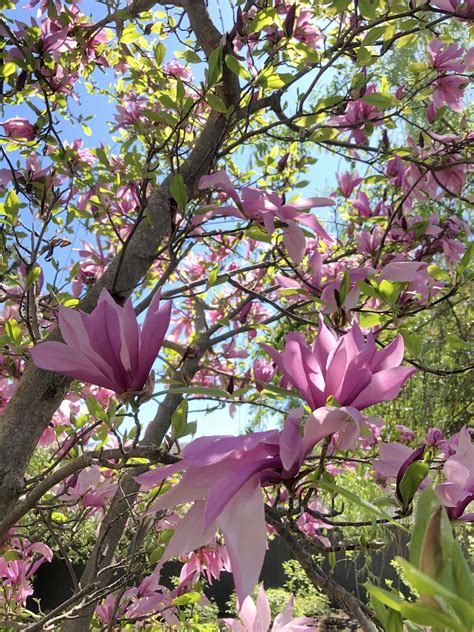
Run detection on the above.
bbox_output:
[1,117,36,140]
[431,75,467,112]
[428,39,466,72]
[222,583,314,631]
[436,427,474,521]
[62,466,116,509]
[262,318,416,411]
[336,171,362,197]
[135,407,357,604]
[198,170,334,263]
[179,543,231,587]
[372,443,427,508]
[30,289,171,395]
[253,359,277,391]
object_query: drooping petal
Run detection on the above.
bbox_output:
[282,223,306,264]
[302,406,353,456]
[160,501,218,565]
[204,448,278,528]
[217,476,267,606]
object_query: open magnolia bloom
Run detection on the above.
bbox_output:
[222,583,314,631]
[436,427,474,521]
[30,289,171,395]
[135,406,359,605]
[262,317,416,411]
[197,170,335,263]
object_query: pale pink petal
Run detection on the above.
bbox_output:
[256,583,271,631]
[282,223,306,264]
[217,476,267,606]
[302,406,353,455]
[161,501,217,564]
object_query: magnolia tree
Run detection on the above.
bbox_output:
[0,0,473,630]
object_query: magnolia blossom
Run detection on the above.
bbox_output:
[436,427,474,521]
[222,583,314,631]
[262,318,416,411]
[253,359,277,391]
[135,407,357,604]
[1,117,36,140]
[336,171,362,197]
[30,289,171,395]
[372,443,427,507]
[198,170,334,263]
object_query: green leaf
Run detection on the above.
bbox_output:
[365,584,403,611]
[338,271,350,304]
[357,46,373,65]
[0,61,17,78]
[4,189,20,222]
[379,279,404,304]
[6,319,22,346]
[169,174,188,209]
[358,0,378,18]
[171,400,189,440]
[247,7,277,32]
[120,24,138,44]
[207,46,223,87]
[207,265,220,288]
[181,50,202,64]
[315,481,407,530]
[85,396,107,421]
[359,312,387,328]
[154,43,166,66]
[172,591,201,607]
[399,603,466,632]
[457,242,474,276]
[206,92,227,113]
[3,550,23,562]
[396,558,474,625]
[398,461,429,510]
[401,331,421,358]
[409,487,445,568]
[358,280,381,300]
[224,54,250,79]
[362,92,398,109]
[260,383,303,400]
[427,264,450,282]
[246,225,272,243]
[149,546,165,564]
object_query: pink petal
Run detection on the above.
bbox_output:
[29,342,117,390]
[216,476,267,606]
[282,223,306,264]
[255,583,271,631]
[350,366,417,409]
[302,406,353,455]
[161,501,218,564]
[371,334,405,372]
[133,298,171,390]
[279,408,304,473]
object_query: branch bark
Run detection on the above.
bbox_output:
[265,507,380,632]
